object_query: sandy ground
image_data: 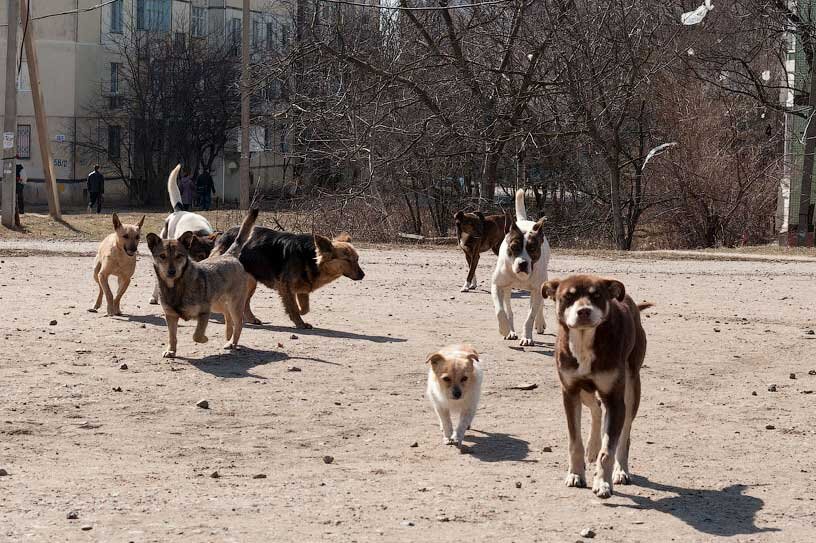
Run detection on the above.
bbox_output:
[1,243,815,542]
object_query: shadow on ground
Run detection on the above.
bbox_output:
[464,430,531,462]
[608,476,779,537]
[246,322,405,343]
[176,346,338,379]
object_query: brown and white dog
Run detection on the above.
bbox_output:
[542,274,652,499]
[426,344,484,448]
[454,211,508,292]
[91,213,145,316]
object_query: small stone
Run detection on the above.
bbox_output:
[322,455,334,464]
[765,424,775,430]
[81,525,92,531]
[290,334,299,340]
[807,330,815,335]
[66,511,78,520]
[0,468,8,476]
[112,386,122,392]
[400,520,415,527]
[751,391,757,396]
[253,473,267,479]
[580,528,596,538]
[287,366,302,372]
[790,373,796,380]
[49,320,57,326]
[196,399,209,409]
[119,363,128,370]
[409,442,419,448]
[809,369,816,375]
[542,446,552,452]
[713,328,721,333]
[140,324,146,328]
[210,471,220,479]
[508,383,538,391]
[515,481,522,488]
[767,384,777,392]
[277,342,284,348]
[436,515,450,522]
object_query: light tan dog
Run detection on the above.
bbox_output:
[91,213,145,316]
[426,344,484,448]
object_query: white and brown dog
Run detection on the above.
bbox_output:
[426,344,483,448]
[490,189,550,346]
[542,274,651,499]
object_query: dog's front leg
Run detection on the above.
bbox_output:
[563,388,587,488]
[280,285,311,329]
[112,275,130,316]
[466,252,480,290]
[99,273,116,316]
[581,390,602,465]
[593,388,626,499]
[296,293,310,315]
[433,405,454,445]
[492,283,516,340]
[520,287,543,346]
[461,251,474,292]
[149,279,160,305]
[452,407,476,447]
[224,299,245,350]
[243,277,262,324]
[163,314,179,358]
[193,311,210,344]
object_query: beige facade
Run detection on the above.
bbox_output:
[1,0,290,208]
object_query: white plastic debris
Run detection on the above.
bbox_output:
[761,70,771,81]
[687,48,695,56]
[681,0,713,26]
[642,142,678,169]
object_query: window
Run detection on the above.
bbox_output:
[110,0,123,33]
[17,125,31,159]
[110,63,120,94]
[229,18,242,56]
[263,126,272,150]
[108,126,121,159]
[266,22,274,50]
[280,23,290,48]
[252,17,262,49]
[174,32,187,53]
[279,124,288,153]
[191,6,206,37]
[136,0,171,32]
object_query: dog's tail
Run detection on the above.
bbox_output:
[225,208,259,256]
[637,302,654,312]
[168,164,183,212]
[515,188,527,222]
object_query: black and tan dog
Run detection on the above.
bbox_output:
[542,274,652,499]
[146,208,258,358]
[213,227,365,328]
[454,211,508,292]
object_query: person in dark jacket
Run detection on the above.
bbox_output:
[195,168,216,211]
[15,162,26,215]
[87,164,104,214]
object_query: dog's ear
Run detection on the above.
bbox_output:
[314,234,334,257]
[426,352,445,367]
[542,280,560,300]
[454,210,464,222]
[207,232,221,241]
[530,217,546,238]
[504,212,514,234]
[178,230,195,249]
[136,215,146,229]
[146,233,162,253]
[112,212,122,231]
[465,352,479,369]
[603,278,626,301]
[334,232,352,243]
[475,211,485,222]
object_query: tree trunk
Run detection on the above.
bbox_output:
[608,159,626,249]
[797,67,816,245]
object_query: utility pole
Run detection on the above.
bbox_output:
[239,0,251,209]
[22,0,60,219]
[2,0,19,228]
[797,62,816,245]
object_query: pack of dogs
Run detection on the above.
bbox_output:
[91,167,652,500]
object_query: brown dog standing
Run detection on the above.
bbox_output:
[91,213,145,316]
[542,274,652,499]
[454,211,507,292]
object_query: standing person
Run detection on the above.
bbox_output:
[196,167,216,211]
[14,159,26,227]
[178,169,195,211]
[87,164,105,214]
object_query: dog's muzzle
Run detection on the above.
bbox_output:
[167,268,176,277]
[451,386,462,400]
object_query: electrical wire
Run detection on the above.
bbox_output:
[316,0,514,11]
[0,0,120,27]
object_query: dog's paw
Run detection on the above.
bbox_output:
[564,472,586,488]
[297,322,313,330]
[536,322,546,334]
[468,281,477,290]
[443,437,457,446]
[162,350,176,359]
[519,337,534,347]
[148,297,158,305]
[193,334,209,344]
[460,282,471,293]
[87,308,98,313]
[612,468,631,485]
[593,478,613,499]
[503,331,518,341]
[223,342,240,351]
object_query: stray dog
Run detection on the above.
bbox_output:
[542,274,652,499]
[212,227,365,328]
[490,189,550,346]
[91,213,145,316]
[454,211,508,292]
[149,164,215,305]
[426,344,483,447]
[146,208,258,358]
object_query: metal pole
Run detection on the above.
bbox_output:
[2,0,19,228]
[22,0,61,219]
[239,0,251,209]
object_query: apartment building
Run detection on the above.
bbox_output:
[0,0,291,207]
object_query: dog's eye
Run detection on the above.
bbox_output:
[159,254,167,260]
[461,376,468,383]
[442,376,451,383]
[123,234,129,239]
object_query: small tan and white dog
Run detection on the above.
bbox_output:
[91,213,145,316]
[426,344,483,447]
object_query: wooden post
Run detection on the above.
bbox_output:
[2,0,19,228]
[21,0,61,219]
[239,0,251,209]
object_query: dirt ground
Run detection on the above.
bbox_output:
[1,242,815,542]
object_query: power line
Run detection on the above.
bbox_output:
[316,0,514,11]
[0,0,119,27]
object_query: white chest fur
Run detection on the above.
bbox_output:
[568,328,596,377]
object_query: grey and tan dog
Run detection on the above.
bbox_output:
[91,213,145,316]
[146,208,258,358]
